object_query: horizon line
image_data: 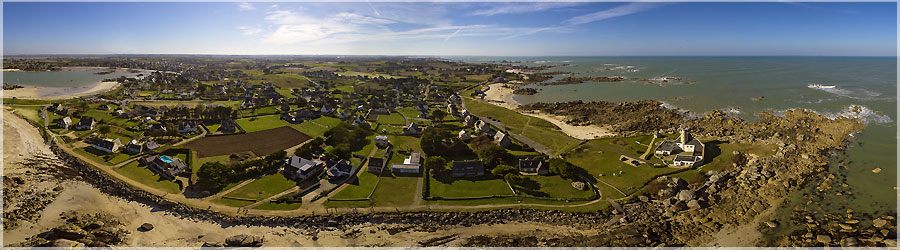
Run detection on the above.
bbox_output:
[4,54,896,58]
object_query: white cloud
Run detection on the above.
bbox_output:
[471,2,583,16]
[563,3,664,26]
[237,26,262,36]
[238,2,255,11]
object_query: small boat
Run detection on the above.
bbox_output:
[808,83,836,89]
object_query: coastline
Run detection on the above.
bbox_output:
[3,81,120,100]
[481,83,614,140]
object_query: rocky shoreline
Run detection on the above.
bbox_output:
[5,98,895,246]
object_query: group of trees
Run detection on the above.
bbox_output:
[321,122,373,160]
[195,150,287,193]
[163,105,238,121]
[420,127,471,157]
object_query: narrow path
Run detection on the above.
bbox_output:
[397,111,410,126]
[412,176,424,206]
[460,97,554,156]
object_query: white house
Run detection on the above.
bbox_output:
[375,135,390,148]
[458,130,471,140]
[391,152,422,174]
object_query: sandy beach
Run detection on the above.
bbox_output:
[3,68,22,72]
[3,81,120,100]
[482,83,614,140]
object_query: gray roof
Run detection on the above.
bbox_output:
[286,156,321,172]
[452,160,484,175]
[674,154,697,162]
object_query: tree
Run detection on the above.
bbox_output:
[324,144,351,160]
[97,125,112,134]
[295,138,324,158]
[549,158,579,179]
[425,156,448,175]
[420,127,449,156]
[504,173,524,185]
[295,97,308,107]
[478,145,512,169]
[196,162,231,192]
[492,164,518,176]
[431,109,446,122]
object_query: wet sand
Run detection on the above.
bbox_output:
[482,83,614,140]
[3,81,120,100]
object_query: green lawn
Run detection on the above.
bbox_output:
[254,201,303,210]
[375,113,406,125]
[369,173,420,207]
[235,115,290,133]
[72,147,116,166]
[463,97,580,156]
[113,161,182,194]
[566,140,681,195]
[429,177,514,198]
[291,116,341,138]
[244,106,280,117]
[7,105,44,125]
[515,175,595,199]
[223,173,298,201]
[396,107,421,119]
[329,171,380,200]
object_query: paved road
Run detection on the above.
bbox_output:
[461,97,554,156]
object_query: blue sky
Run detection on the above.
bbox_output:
[3,2,897,56]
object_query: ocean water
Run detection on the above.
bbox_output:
[2,67,146,87]
[450,56,897,216]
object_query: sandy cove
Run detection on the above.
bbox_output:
[481,83,614,140]
[3,81,120,100]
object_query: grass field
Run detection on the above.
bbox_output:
[698,141,776,173]
[462,97,580,156]
[7,105,44,125]
[292,116,341,138]
[114,161,182,194]
[375,112,406,125]
[429,177,514,198]
[369,173,420,206]
[223,173,297,201]
[515,175,595,199]
[235,115,289,133]
[566,140,682,195]
[329,171,380,200]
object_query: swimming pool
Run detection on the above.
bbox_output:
[160,155,174,163]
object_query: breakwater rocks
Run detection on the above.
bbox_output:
[9,212,131,247]
[512,88,540,95]
[520,100,683,135]
[537,76,626,86]
[48,142,613,234]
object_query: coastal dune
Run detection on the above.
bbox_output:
[481,83,614,140]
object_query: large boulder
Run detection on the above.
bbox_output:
[816,235,832,244]
[686,200,701,209]
[139,223,154,231]
[52,239,85,247]
[51,224,88,240]
[873,218,888,228]
[677,190,696,201]
[226,234,264,247]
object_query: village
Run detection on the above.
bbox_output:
[3,56,750,215]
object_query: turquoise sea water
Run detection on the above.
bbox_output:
[450,56,897,216]
[2,67,146,87]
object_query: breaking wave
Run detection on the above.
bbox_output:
[828,105,894,125]
[807,83,889,101]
